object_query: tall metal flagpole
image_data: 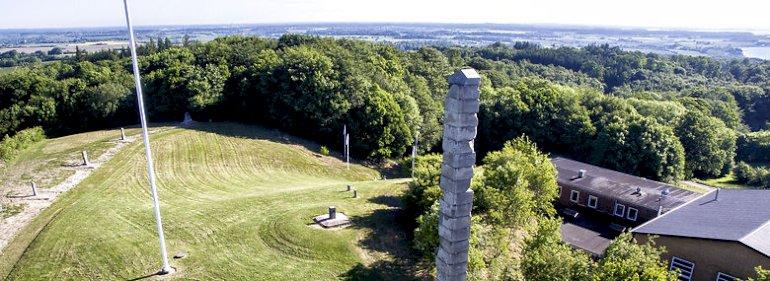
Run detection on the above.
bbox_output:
[345,134,350,169]
[122,0,172,274]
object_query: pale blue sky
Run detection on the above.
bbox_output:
[0,0,768,31]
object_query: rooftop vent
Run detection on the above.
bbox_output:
[632,187,645,196]
[577,169,586,179]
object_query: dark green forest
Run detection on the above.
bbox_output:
[3,35,770,183]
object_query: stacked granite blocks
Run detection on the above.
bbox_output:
[436,68,480,281]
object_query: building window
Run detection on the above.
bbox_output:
[627,207,638,221]
[716,272,740,281]
[570,190,580,203]
[614,203,625,217]
[587,195,598,209]
[670,256,695,281]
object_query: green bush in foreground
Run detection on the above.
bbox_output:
[0,126,45,162]
[733,161,770,189]
[751,266,770,281]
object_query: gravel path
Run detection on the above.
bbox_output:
[0,137,136,250]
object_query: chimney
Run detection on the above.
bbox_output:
[578,169,586,179]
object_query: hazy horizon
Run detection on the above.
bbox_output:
[1,0,769,32]
[1,22,769,35]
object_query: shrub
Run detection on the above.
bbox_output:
[733,162,770,189]
[402,153,443,217]
[319,145,330,156]
[412,202,439,258]
[751,266,770,281]
[737,131,770,164]
[0,127,45,162]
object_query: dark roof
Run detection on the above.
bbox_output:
[560,214,614,256]
[633,189,770,257]
[551,157,699,212]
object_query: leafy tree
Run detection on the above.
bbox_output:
[591,116,686,181]
[403,153,443,217]
[475,137,558,226]
[522,218,592,281]
[676,110,737,178]
[479,78,595,158]
[47,47,63,56]
[593,233,676,281]
[349,85,411,159]
[736,131,770,163]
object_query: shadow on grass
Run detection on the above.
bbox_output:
[340,261,426,281]
[367,194,402,208]
[340,195,428,281]
[184,122,341,160]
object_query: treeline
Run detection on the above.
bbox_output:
[1,35,770,182]
[461,42,770,131]
[0,48,64,67]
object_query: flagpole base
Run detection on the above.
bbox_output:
[158,266,175,275]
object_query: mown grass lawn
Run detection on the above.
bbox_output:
[0,122,422,280]
[697,172,756,189]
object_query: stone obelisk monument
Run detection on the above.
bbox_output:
[436,68,480,281]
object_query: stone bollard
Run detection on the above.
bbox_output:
[82,151,90,166]
[31,181,37,196]
[120,128,126,141]
[347,185,351,191]
[436,68,480,281]
[352,189,358,198]
[328,206,337,220]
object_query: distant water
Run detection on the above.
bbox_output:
[742,47,770,60]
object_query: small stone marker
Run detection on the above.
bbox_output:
[31,181,37,196]
[352,189,358,198]
[181,112,194,126]
[82,151,91,166]
[313,207,350,228]
[120,128,126,141]
[346,185,351,191]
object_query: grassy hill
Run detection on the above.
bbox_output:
[0,122,421,280]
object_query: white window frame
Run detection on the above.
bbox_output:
[716,272,739,281]
[670,256,695,281]
[614,203,626,217]
[627,207,638,221]
[587,195,598,209]
[570,190,580,203]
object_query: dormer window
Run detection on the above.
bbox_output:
[588,195,598,209]
[570,190,580,203]
[614,203,625,217]
[627,207,638,221]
